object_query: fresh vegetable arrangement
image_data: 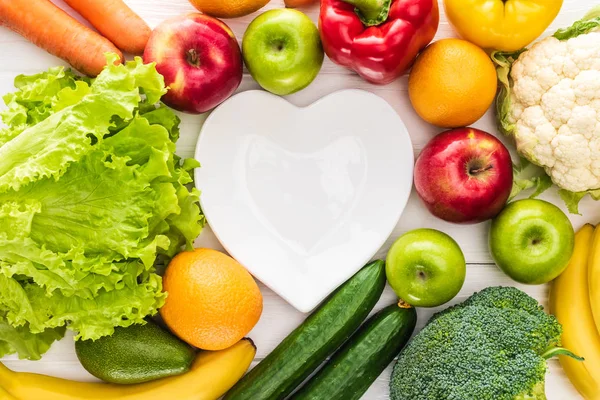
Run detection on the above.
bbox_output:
[1,0,600,399]
[0,56,203,359]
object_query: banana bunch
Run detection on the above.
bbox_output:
[550,225,600,400]
[0,338,255,400]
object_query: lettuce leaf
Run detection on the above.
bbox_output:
[0,56,203,358]
[0,317,65,360]
[0,54,167,193]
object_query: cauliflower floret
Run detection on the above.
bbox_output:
[508,31,600,192]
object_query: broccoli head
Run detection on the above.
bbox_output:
[390,287,577,400]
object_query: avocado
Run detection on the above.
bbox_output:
[75,320,195,384]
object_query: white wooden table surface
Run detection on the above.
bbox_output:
[0,0,597,399]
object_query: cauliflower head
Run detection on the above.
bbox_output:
[496,8,600,195]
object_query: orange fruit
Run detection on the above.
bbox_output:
[161,248,263,351]
[187,0,270,19]
[408,38,498,128]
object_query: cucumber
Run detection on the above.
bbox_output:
[224,260,387,400]
[291,302,417,400]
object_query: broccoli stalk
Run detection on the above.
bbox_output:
[390,287,581,400]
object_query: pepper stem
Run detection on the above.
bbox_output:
[341,0,392,26]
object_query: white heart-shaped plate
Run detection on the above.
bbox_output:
[195,89,414,312]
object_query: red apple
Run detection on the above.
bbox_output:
[144,13,243,114]
[414,128,513,224]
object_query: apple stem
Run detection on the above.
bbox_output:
[469,165,494,176]
[341,0,392,26]
[186,49,200,67]
[397,299,413,309]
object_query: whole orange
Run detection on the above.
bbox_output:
[161,248,263,350]
[408,38,498,128]
[187,0,270,18]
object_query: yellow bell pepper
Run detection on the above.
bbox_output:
[443,0,563,51]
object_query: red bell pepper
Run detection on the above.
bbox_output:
[319,0,439,84]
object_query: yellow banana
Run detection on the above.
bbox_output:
[590,225,600,333]
[0,338,255,400]
[550,224,600,400]
[0,385,17,400]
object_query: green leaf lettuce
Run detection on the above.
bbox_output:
[0,56,204,358]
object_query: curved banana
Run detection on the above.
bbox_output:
[0,338,255,400]
[550,224,600,400]
[590,225,600,333]
[0,385,17,400]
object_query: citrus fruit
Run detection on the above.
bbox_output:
[408,38,498,128]
[161,248,263,350]
[188,0,270,19]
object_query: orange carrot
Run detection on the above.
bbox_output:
[0,0,123,76]
[63,0,151,55]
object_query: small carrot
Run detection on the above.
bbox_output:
[63,0,151,55]
[0,0,123,76]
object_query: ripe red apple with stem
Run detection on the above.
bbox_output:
[414,128,513,224]
[144,13,243,114]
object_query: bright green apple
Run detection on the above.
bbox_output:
[242,9,324,96]
[386,229,466,308]
[489,199,575,284]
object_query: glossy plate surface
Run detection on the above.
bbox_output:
[195,89,414,312]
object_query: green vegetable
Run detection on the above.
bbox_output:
[390,286,580,400]
[224,260,387,400]
[0,55,204,360]
[293,302,416,400]
[75,319,195,384]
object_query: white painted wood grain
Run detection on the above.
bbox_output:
[0,0,595,398]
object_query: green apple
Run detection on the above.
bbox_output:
[386,229,466,308]
[489,199,574,284]
[242,9,324,96]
